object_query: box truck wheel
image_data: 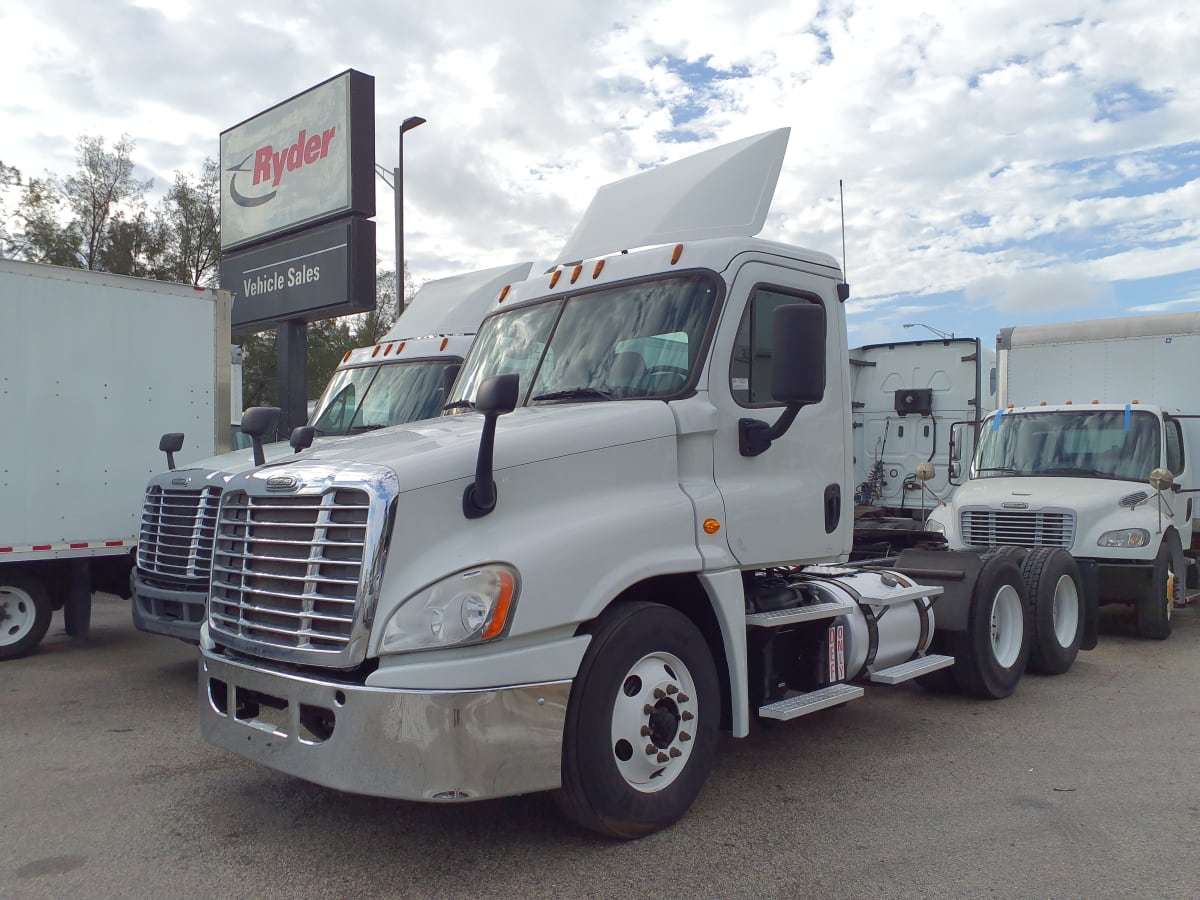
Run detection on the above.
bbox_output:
[0,569,53,661]
[555,602,719,839]
[1136,534,1183,641]
[950,554,1030,699]
[1022,548,1083,675]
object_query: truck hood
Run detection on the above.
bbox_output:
[266,401,680,493]
[952,475,1155,511]
[170,434,364,480]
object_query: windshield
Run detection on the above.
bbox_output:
[448,273,719,410]
[972,409,1161,483]
[309,359,461,435]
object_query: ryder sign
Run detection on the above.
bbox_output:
[220,70,374,251]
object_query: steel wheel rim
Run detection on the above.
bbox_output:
[1051,574,1080,648]
[0,586,37,647]
[990,584,1023,669]
[610,651,697,793]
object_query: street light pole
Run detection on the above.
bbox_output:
[902,322,955,340]
[394,115,426,318]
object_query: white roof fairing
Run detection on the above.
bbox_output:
[382,260,534,341]
[553,128,791,266]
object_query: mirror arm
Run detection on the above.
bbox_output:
[463,412,501,518]
[739,404,800,457]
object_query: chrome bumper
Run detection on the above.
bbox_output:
[199,649,570,802]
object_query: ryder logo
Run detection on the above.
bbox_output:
[226,126,338,208]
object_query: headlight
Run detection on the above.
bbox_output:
[379,564,518,654]
[1097,528,1150,549]
[924,517,946,535]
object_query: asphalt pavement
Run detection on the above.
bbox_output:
[2,594,1198,899]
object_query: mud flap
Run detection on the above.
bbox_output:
[1075,558,1100,651]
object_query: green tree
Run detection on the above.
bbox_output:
[14,176,82,266]
[158,158,221,285]
[65,134,152,270]
[0,160,21,257]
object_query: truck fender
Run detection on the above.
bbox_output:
[1073,558,1101,651]
[889,548,986,632]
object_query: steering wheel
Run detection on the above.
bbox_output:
[644,366,689,384]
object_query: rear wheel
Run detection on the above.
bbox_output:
[555,602,720,839]
[950,555,1030,699]
[1023,548,1083,675]
[1136,536,1182,640]
[0,569,53,661]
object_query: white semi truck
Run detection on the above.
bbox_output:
[132,262,532,642]
[850,337,996,516]
[0,258,232,660]
[196,130,1090,837]
[927,313,1200,640]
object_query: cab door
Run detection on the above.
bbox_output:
[709,259,850,566]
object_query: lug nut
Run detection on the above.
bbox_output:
[643,704,654,715]
[679,731,691,742]
[656,752,669,763]
[669,747,681,758]
[653,688,665,699]
[646,744,657,756]
[676,693,690,703]
[640,725,651,737]
[666,684,678,694]
[681,710,694,721]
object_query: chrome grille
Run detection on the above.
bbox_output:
[137,485,222,585]
[959,508,1076,548]
[209,489,370,657]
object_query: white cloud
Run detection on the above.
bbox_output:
[965,266,1116,312]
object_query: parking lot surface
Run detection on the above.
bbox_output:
[2,595,1198,899]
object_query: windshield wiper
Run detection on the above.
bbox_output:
[348,423,386,433]
[1039,466,1109,478]
[531,387,613,402]
[975,466,1019,474]
[442,399,475,412]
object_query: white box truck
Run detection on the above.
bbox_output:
[850,337,996,516]
[132,262,532,642]
[0,259,231,660]
[197,130,1091,837]
[927,313,1200,639]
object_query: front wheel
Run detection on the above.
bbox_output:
[1136,536,1183,640]
[1024,548,1084,675]
[950,554,1030,699]
[555,602,720,839]
[0,569,53,661]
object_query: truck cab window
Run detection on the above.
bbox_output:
[730,287,821,406]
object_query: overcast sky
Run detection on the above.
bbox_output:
[2,0,1197,346]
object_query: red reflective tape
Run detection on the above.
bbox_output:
[70,542,89,549]
[32,545,52,551]
[105,541,125,547]
[0,547,12,553]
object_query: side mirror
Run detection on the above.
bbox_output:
[463,374,520,518]
[159,432,185,471]
[739,303,825,457]
[240,406,281,467]
[290,426,316,454]
[1150,467,1174,492]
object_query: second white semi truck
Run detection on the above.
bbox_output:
[927,313,1200,639]
[132,262,531,642]
[196,130,1091,838]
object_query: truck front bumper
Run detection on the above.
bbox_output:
[198,649,571,802]
[131,570,204,643]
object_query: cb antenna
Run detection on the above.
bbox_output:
[837,179,850,302]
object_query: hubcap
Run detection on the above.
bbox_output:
[1050,575,1080,648]
[610,651,697,793]
[990,584,1023,669]
[0,587,37,647]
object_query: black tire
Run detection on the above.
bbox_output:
[1023,548,1084,675]
[0,569,54,661]
[950,555,1030,699]
[555,602,720,839]
[989,545,1030,571]
[1136,535,1183,641]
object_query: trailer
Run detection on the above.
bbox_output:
[0,259,231,659]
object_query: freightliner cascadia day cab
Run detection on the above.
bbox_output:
[927,313,1200,640]
[197,130,1092,838]
[850,337,996,516]
[132,262,532,642]
[0,259,232,660]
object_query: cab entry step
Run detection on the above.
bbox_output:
[758,683,864,721]
[868,654,954,684]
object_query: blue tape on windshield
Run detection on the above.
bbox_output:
[992,408,1005,431]
[1124,403,1131,432]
